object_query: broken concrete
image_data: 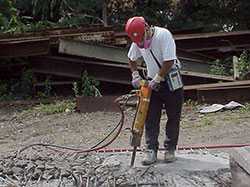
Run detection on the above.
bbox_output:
[0,148,231,186]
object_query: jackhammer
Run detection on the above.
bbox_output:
[130,80,152,167]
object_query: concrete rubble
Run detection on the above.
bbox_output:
[0,148,231,186]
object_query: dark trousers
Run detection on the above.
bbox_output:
[145,81,183,152]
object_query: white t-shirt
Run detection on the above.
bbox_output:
[128,26,177,79]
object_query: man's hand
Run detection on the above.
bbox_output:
[149,73,164,91]
[131,71,142,88]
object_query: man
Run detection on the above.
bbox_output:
[125,16,184,165]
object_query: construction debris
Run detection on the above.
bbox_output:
[0,148,231,187]
[199,101,244,114]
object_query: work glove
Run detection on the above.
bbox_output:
[149,73,164,91]
[131,71,142,88]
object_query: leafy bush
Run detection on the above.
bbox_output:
[209,58,233,76]
[237,50,250,79]
[73,71,101,97]
[0,68,33,101]
[0,80,14,101]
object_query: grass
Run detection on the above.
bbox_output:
[201,116,213,126]
[181,102,250,130]
[239,102,250,113]
[181,116,213,129]
[183,99,199,108]
[22,99,76,116]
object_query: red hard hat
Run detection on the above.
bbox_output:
[125,16,146,44]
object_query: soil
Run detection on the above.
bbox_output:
[0,99,250,155]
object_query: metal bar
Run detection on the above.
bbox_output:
[30,55,233,86]
[76,96,120,112]
[185,44,250,52]
[58,39,211,74]
[197,86,250,103]
[184,80,250,91]
[130,146,137,167]
[174,30,250,40]
[177,48,215,62]
[59,39,129,64]
[0,38,50,57]
[181,71,233,81]
[31,58,131,84]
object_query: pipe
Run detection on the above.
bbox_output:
[96,143,250,153]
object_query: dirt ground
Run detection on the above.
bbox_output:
[0,99,250,155]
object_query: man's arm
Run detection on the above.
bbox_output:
[129,59,138,73]
[149,60,174,90]
[158,60,174,79]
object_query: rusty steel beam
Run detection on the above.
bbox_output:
[49,31,115,45]
[184,80,250,101]
[174,30,250,40]
[59,39,129,64]
[76,96,120,112]
[197,86,250,103]
[181,71,233,82]
[31,56,131,85]
[0,25,113,40]
[0,37,50,57]
[33,55,233,83]
[58,39,213,74]
[31,55,238,102]
[0,26,115,58]
[176,48,215,62]
[174,31,250,57]
[184,80,250,91]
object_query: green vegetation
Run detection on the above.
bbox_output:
[73,71,101,97]
[0,68,33,101]
[237,50,250,79]
[209,50,250,77]
[36,77,53,99]
[21,99,76,116]
[209,58,233,76]
[0,80,13,101]
[183,99,199,111]
[240,103,250,113]
[34,100,75,115]
[201,116,213,126]
[1,0,250,34]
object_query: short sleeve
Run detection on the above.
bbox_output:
[160,30,177,61]
[128,43,142,61]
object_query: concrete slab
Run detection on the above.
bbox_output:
[100,150,231,186]
[230,146,250,187]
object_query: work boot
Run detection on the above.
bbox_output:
[164,150,176,163]
[142,149,157,165]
